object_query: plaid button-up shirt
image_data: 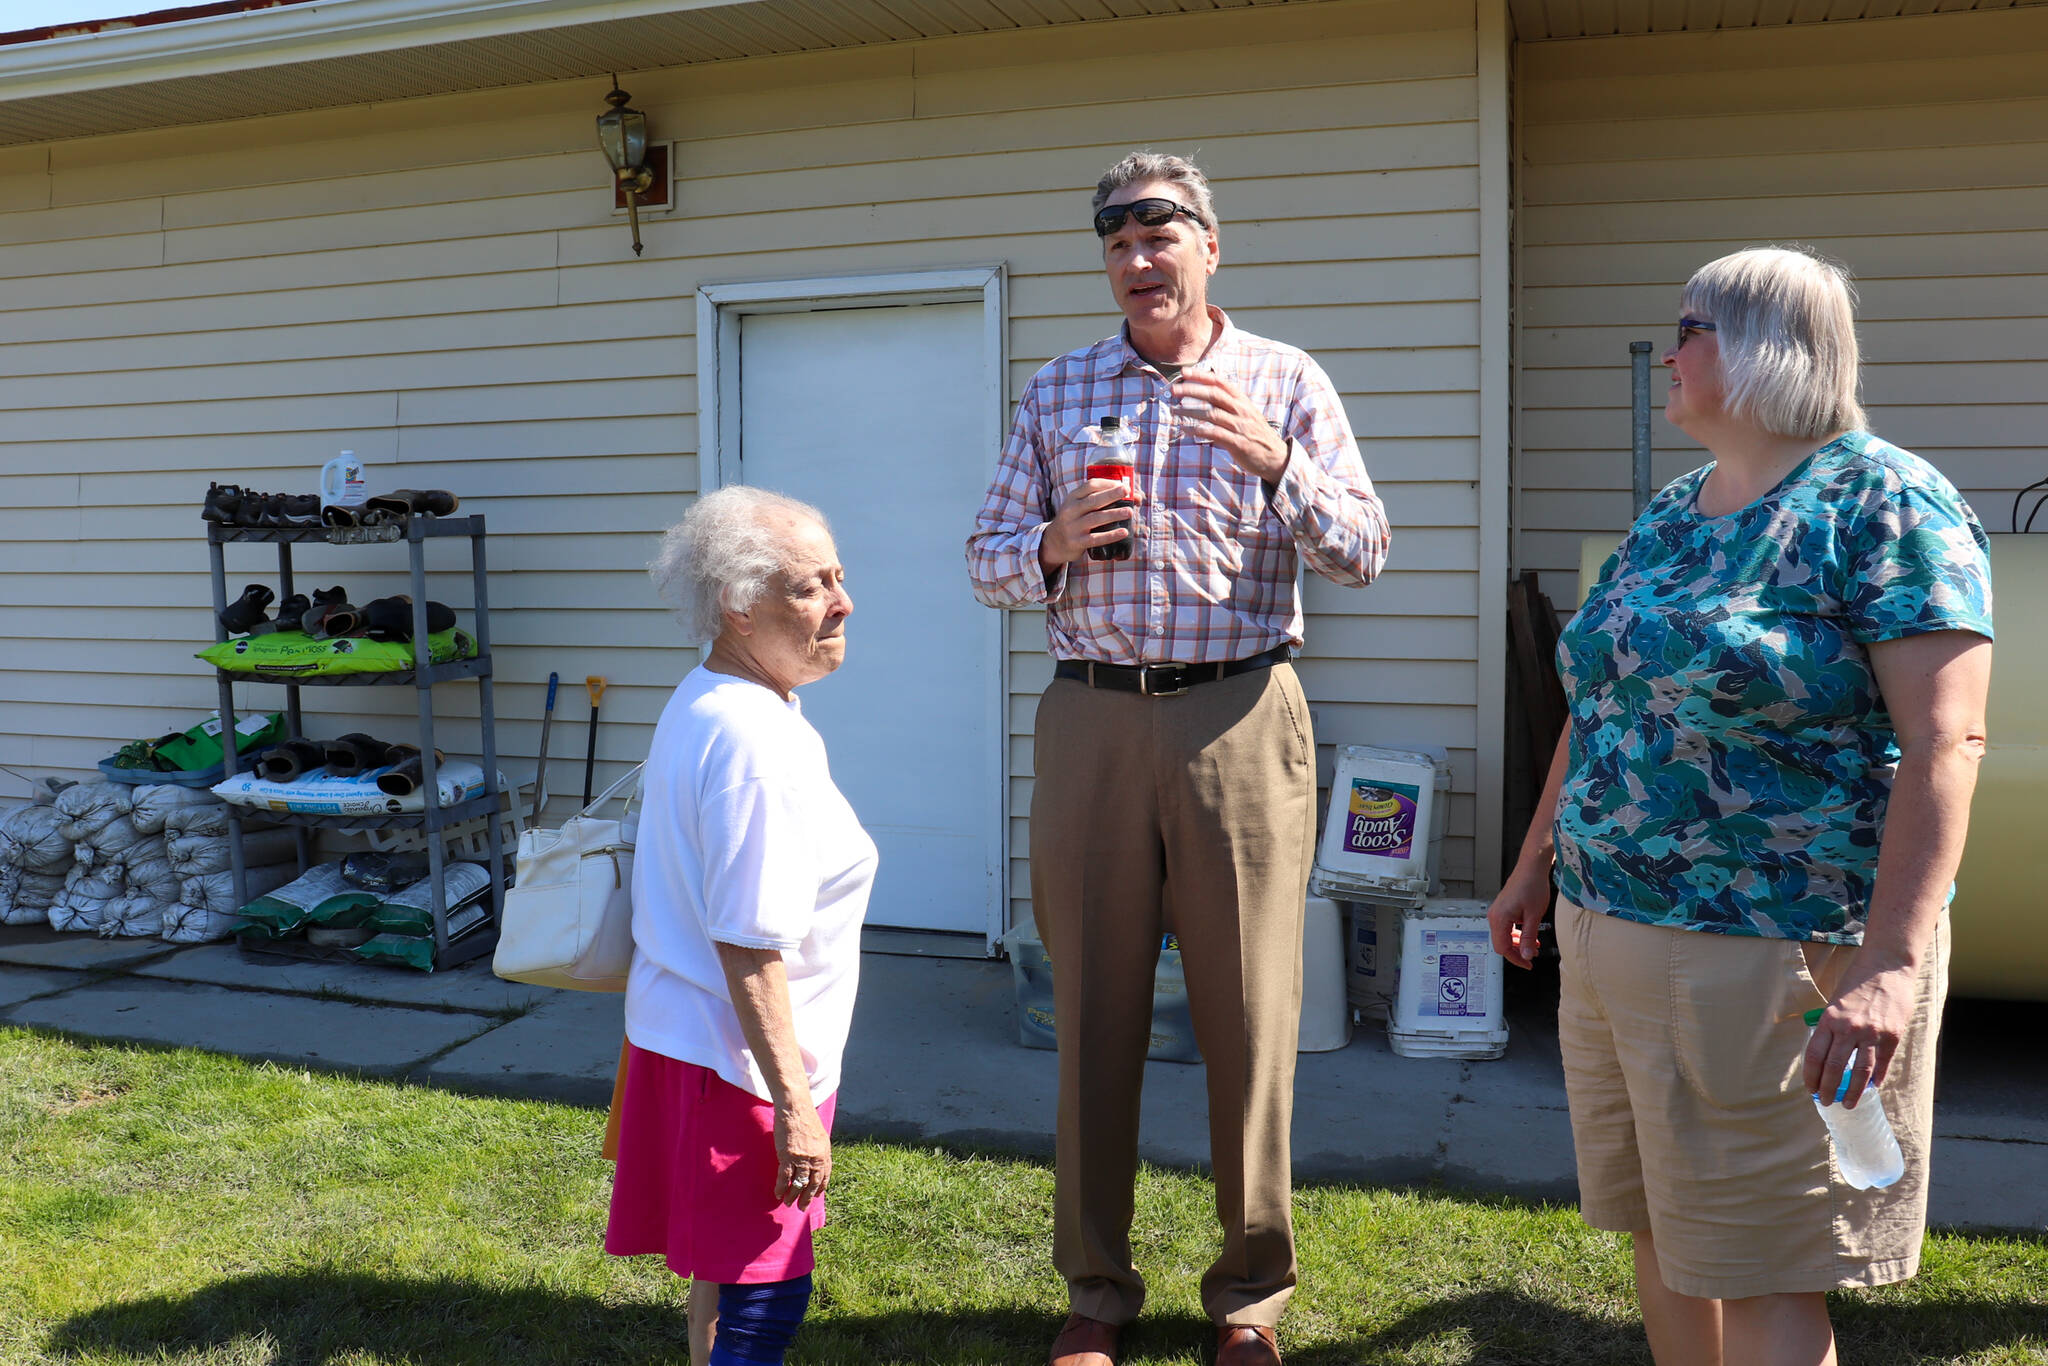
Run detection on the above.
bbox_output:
[966,309,1390,664]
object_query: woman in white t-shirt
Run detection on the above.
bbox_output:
[604,485,876,1366]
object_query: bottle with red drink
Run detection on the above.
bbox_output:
[1086,415,1137,562]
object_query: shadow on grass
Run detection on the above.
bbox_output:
[42,1272,2048,1366]
[1306,1288,2048,1366]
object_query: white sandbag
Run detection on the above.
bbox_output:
[98,891,176,938]
[211,761,492,816]
[0,804,72,873]
[162,804,231,840]
[0,865,34,927]
[159,899,242,944]
[98,832,166,878]
[53,782,135,844]
[61,861,125,904]
[179,862,298,914]
[124,853,181,904]
[10,868,65,912]
[166,826,298,878]
[128,784,220,835]
[48,870,118,932]
[74,818,149,868]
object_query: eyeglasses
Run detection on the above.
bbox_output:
[1094,197,1207,238]
[1676,317,1717,347]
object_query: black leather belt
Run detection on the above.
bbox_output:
[1053,645,1290,698]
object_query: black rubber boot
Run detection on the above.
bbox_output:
[218,583,275,635]
[375,746,445,797]
[271,593,310,633]
[362,596,456,641]
[365,489,460,520]
[322,733,394,778]
[303,586,360,639]
[258,737,326,782]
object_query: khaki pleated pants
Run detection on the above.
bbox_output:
[1029,663,1317,1328]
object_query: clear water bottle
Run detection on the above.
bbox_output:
[1804,1006,1904,1190]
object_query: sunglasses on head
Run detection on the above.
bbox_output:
[1677,317,1717,347]
[1093,197,1207,238]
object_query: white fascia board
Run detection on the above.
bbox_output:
[0,0,766,101]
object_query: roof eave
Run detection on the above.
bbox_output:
[0,0,762,101]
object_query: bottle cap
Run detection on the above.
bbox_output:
[1100,416,1119,429]
[1803,1007,1825,1027]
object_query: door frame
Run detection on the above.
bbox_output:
[696,265,1010,952]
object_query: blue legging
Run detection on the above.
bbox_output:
[707,1274,812,1365]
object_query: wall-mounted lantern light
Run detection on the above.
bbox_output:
[597,76,655,257]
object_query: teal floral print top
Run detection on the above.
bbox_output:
[1554,431,1994,943]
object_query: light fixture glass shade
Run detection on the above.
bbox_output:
[596,88,647,174]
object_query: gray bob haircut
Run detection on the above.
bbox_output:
[649,485,830,643]
[1681,246,1867,440]
[1093,151,1218,233]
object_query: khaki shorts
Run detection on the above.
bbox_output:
[1556,899,1949,1300]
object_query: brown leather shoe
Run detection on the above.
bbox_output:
[1048,1311,1121,1366]
[1216,1324,1281,1366]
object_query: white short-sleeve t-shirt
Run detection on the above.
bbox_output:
[625,665,877,1103]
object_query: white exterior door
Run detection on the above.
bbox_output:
[735,301,1000,938]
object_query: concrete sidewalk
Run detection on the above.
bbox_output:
[1,924,2041,1231]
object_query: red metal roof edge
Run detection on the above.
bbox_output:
[0,0,323,49]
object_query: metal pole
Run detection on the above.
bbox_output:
[1630,340,1653,517]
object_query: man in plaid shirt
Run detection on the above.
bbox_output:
[967,152,1389,1366]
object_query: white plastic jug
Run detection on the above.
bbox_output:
[320,450,367,506]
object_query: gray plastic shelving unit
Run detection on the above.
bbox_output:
[205,514,504,968]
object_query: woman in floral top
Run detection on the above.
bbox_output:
[1490,247,1993,1366]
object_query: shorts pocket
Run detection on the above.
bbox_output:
[1670,932,1814,1110]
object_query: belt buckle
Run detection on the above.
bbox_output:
[1139,663,1189,697]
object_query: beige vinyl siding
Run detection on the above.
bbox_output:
[1516,6,2048,610]
[0,0,1486,920]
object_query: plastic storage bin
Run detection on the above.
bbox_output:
[1387,898,1507,1060]
[1312,746,1448,908]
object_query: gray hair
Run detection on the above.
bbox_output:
[1093,151,1218,233]
[649,485,829,643]
[1681,246,1867,440]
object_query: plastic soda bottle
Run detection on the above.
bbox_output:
[1085,415,1136,562]
[1803,1006,1905,1190]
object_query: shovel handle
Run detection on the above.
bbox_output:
[586,675,608,707]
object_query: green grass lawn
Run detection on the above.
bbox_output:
[1,1027,2042,1365]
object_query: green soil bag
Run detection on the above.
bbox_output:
[198,629,475,679]
[233,862,351,939]
[360,864,492,935]
[354,934,436,972]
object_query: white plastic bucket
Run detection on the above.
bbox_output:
[1299,895,1352,1052]
[1387,898,1507,1060]
[1312,746,1442,908]
[1344,900,1402,1019]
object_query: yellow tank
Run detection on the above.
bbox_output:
[1573,532,2044,1001]
[1952,534,2045,1000]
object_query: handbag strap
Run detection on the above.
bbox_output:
[579,761,644,820]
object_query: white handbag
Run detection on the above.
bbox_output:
[492,763,643,992]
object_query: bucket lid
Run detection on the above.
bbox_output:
[1404,897,1492,919]
[1334,742,1437,767]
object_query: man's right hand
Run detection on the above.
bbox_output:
[1040,479,1141,576]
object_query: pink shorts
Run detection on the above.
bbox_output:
[603,1043,838,1284]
